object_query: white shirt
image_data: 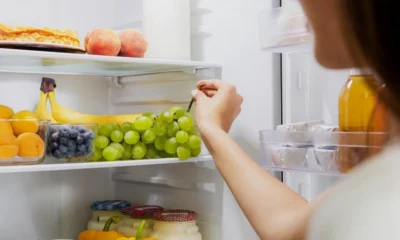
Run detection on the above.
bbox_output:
[308,141,400,240]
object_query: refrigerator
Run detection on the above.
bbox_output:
[0,0,350,239]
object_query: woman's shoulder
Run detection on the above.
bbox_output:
[308,142,400,240]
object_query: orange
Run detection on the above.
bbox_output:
[16,132,44,158]
[0,121,13,135]
[0,133,18,160]
[11,110,39,136]
[0,104,14,119]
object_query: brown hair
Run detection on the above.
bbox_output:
[339,0,400,121]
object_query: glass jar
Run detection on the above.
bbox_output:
[117,205,163,238]
[150,210,202,240]
[87,200,131,230]
[337,68,387,172]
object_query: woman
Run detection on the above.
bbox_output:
[192,0,400,239]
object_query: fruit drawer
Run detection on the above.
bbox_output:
[0,119,48,165]
[258,7,312,50]
[260,130,388,175]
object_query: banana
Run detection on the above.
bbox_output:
[48,91,142,126]
[35,91,57,123]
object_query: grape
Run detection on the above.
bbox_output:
[177,144,191,160]
[142,128,157,144]
[111,130,124,143]
[167,122,180,137]
[122,143,132,160]
[188,135,202,149]
[134,116,153,132]
[173,109,187,120]
[159,111,173,124]
[99,124,114,137]
[143,112,157,120]
[191,147,201,157]
[178,116,194,132]
[154,121,167,136]
[121,122,132,134]
[165,137,179,154]
[155,136,167,151]
[111,123,120,131]
[95,136,109,149]
[124,131,140,145]
[102,146,120,161]
[169,106,184,116]
[146,145,158,159]
[109,143,124,159]
[176,130,189,144]
[91,149,103,161]
[132,142,147,160]
[188,128,198,136]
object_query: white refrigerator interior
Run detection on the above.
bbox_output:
[0,0,282,239]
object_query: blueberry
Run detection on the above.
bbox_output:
[59,145,69,154]
[77,144,87,153]
[68,140,77,152]
[52,142,59,150]
[65,152,74,158]
[69,129,78,139]
[59,126,71,137]
[86,146,93,154]
[84,139,92,148]
[49,126,57,134]
[53,150,62,158]
[51,132,60,142]
[60,137,68,145]
[77,126,86,134]
[83,131,94,140]
[76,136,84,144]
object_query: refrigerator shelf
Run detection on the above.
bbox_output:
[0,155,213,174]
[258,7,313,53]
[0,49,220,77]
[260,130,388,175]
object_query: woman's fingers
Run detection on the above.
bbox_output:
[196,80,226,90]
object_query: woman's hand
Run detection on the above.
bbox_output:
[192,80,243,134]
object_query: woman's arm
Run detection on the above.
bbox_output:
[193,80,327,240]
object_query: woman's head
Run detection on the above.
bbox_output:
[300,0,400,120]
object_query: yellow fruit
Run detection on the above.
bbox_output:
[35,91,57,123]
[16,132,44,158]
[48,91,142,125]
[11,110,39,136]
[0,133,18,160]
[0,121,13,135]
[0,104,14,119]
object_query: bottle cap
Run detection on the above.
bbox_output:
[350,68,373,76]
[91,200,131,211]
[154,209,197,222]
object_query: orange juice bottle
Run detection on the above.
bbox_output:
[337,68,381,172]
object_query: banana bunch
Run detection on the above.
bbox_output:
[37,78,142,125]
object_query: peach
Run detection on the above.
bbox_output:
[85,29,121,56]
[118,29,148,58]
[16,132,44,158]
[11,110,39,136]
[0,133,18,160]
[0,121,13,135]
[0,104,14,119]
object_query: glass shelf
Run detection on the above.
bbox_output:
[0,49,221,77]
[260,130,388,175]
[0,155,213,174]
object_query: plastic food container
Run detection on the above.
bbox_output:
[46,124,97,163]
[117,205,164,237]
[260,130,388,175]
[151,210,202,240]
[0,119,48,165]
[87,200,131,231]
[258,6,313,50]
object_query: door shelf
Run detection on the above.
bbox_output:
[260,130,388,175]
[0,155,213,174]
[0,49,221,77]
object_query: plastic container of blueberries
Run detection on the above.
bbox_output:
[45,124,98,163]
